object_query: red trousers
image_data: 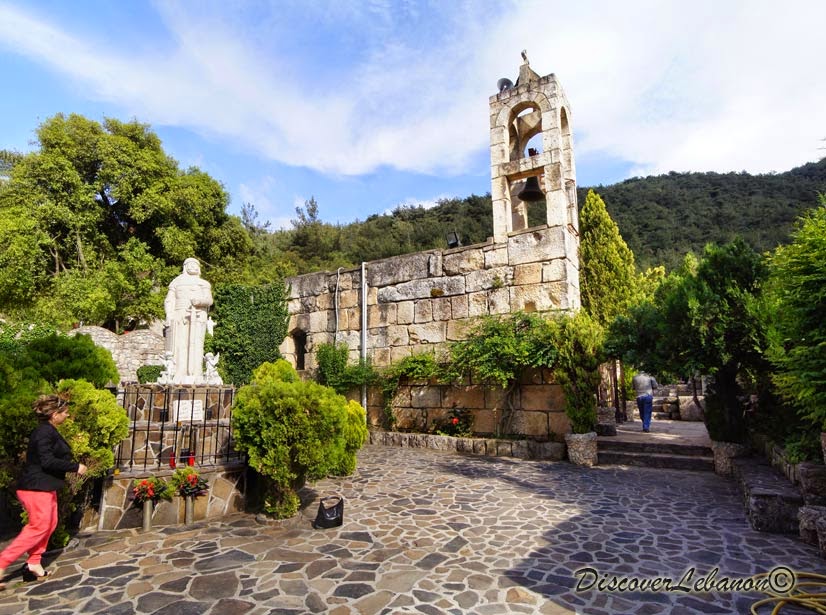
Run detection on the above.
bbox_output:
[0,490,58,568]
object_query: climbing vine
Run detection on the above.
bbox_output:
[208,283,289,385]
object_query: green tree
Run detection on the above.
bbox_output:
[0,149,23,182]
[546,311,605,434]
[609,239,769,442]
[16,333,119,388]
[0,113,253,328]
[767,196,826,429]
[579,189,639,327]
[283,197,351,273]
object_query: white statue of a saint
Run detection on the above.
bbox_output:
[164,258,213,384]
[204,352,223,386]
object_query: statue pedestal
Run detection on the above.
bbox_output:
[118,384,236,470]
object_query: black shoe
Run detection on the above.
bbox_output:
[643,428,650,433]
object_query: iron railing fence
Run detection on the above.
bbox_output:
[114,385,244,472]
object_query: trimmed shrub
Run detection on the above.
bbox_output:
[136,365,163,384]
[17,333,119,387]
[0,327,124,541]
[232,360,367,518]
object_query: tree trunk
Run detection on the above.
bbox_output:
[499,382,518,437]
[75,228,88,272]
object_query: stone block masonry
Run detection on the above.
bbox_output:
[279,224,579,374]
[69,325,165,384]
[96,464,246,530]
[363,369,571,441]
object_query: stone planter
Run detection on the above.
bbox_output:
[798,505,826,546]
[817,517,826,559]
[565,432,598,467]
[710,440,750,477]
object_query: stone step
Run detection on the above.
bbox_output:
[732,458,803,533]
[599,439,712,457]
[598,450,714,472]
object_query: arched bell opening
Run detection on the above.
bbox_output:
[508,171,545,232]
[508,102,542,161]
[560,106,578,233]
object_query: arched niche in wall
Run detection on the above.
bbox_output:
[291,329,307,371]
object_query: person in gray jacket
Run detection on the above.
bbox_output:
[633,372,659,433]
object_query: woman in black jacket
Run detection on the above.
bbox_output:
[0,395,87,587]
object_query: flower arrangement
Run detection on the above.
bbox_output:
[131,476,172,506]
[169,467,209,498]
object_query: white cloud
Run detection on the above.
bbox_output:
[1,0,824,181]
[383,193,454,215]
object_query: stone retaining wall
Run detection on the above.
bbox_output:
[364,368,570,439]
[368,430,566,461]
[69,325,165,384]
[279,224,579,372]
[95,463,246,530]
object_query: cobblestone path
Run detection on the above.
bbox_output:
[0,444,822,614]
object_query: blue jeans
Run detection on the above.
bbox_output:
[636,394,653,430]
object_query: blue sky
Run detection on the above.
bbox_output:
[1,1,824,229]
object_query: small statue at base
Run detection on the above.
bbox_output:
[157,351,175,385]
[204,352,223,386]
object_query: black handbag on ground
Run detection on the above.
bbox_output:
[313,495,344,529]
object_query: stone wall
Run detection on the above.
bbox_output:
[279,224,579,373]
[368,430,566,460]
[364,368,570,440]
[69,325,165,384]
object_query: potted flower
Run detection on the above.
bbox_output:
[131,476,172,531]
[170,467,209,524]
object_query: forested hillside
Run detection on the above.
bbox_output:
[588,158,826,269]
[276,157,826,273]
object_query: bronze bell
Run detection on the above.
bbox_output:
[516,176,544,202]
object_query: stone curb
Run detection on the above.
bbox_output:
[368,429,566,460]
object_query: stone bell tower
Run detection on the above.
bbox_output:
[490,52,578,244]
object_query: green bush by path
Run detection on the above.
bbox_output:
[232,360,367,518]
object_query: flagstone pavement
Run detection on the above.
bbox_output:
[0,443,822,614]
